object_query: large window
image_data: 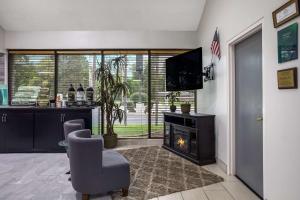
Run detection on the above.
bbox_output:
[150,50,195,138]
[8,49,195,138]
[8,51,55,105]
[104,51,149,138]
[0,53,4,83]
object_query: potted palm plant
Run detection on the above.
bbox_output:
[95,56,130,148]
[166,91,180,112]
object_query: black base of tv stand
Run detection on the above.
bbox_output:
[163,112,216,165]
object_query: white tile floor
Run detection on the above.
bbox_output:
[148,164,261,200]
[0,140,261,200]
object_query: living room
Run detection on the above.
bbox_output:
[0,0,300,200]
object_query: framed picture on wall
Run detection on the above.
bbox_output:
[277,67,298,89]
[272,0,300,28]
[278,23,298,63]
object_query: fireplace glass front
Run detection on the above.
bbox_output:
[174,129,190,153]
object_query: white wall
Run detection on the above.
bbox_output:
[197,0,300,200]
[5,31,198,49]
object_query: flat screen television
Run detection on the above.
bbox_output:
[166,48,203,91]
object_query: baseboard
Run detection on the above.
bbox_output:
[217,158,227,173]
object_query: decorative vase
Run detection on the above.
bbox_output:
[181,104,191,114]
[103,133,118,148]
[170,105,177,112]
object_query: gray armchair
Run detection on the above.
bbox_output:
[64,119,85,140]
[68,129,130,200]
[63,119,85,158]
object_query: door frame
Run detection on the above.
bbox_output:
[227,18,264,176]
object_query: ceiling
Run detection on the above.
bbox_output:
[0,0,206,31]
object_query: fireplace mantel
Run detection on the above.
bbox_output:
[163,112,215,165]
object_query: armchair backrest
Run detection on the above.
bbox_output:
[68,129,103,192]
[66,119,85,128]
[63,119,85,141]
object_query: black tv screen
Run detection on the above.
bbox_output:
[166,48,203,91]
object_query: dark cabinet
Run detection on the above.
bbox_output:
[35,111,65,152]
[34,109,92,152]
[2,111,34,152]
[0,112,5,152]
[0,107,93,153]
[163,112,215,165]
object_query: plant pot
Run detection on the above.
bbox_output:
[170,105,177,112]
[181,104,191,114]
[103,133,118,148]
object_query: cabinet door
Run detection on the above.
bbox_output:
[4,111,34,152]
[35,111,65,152]
[64,110,92,130]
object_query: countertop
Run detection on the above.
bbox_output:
[0,106,97,110]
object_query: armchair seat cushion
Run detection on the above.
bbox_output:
[102,150,130,191]
[103,150,129,169]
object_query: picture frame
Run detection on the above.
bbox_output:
[277,67,298,89]
[278,23,298,63]
[272,0,300,28]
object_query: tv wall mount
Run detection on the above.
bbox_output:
[203,63,214,82]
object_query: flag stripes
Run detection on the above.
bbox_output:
[211,29,221,60]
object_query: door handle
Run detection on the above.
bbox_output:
[256,116,263,122]
[2,113,7,123]
[61,114,66,123]
[1,114,3,123]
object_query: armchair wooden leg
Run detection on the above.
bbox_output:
[82,194,89,200]
[122,188,129,197]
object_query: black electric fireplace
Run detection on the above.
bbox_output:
[163,112,215,165]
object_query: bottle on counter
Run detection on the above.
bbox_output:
[86,86,94,106]
[56,94,62,108]
[76,84,85,106]
[49,99,56,108]
[62,99,66,108]
[67,84,76,104]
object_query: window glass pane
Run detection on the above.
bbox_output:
[9,54,55,106]
[57,54,101,98]
[103,51,149,138]
[0,54,4,83]
[57,54,101,134]
[150,50,195,138]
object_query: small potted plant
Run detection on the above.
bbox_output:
[166,91,180,112]
[181,101,191,114]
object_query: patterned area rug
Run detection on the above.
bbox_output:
[112,146,224,200]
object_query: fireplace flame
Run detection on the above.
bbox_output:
[177,137,185,148]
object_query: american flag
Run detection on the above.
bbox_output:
[211,29,221,60]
